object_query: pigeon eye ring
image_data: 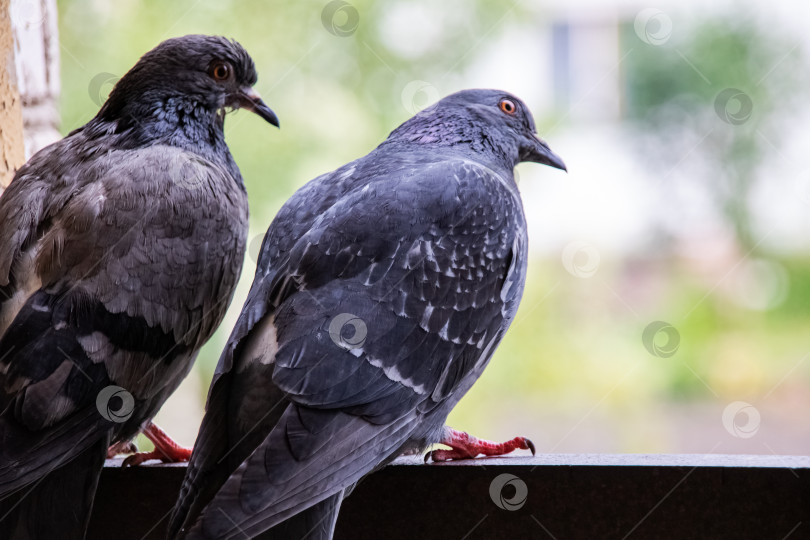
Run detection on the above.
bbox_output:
[499,98,517,115]
[209,61,232,81]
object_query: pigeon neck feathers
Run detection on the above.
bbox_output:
[93,72,227,142]
[75,35,262,182]
[79,97,241,185]
[383,108,520,178]
[94,92,226,145]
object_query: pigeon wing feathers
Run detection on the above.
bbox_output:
[182,159,525,537]
[169,160,369,537]
[195,407,419,539]
[0,144,247,496]
[273,159,525,411]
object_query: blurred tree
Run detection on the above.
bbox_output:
[0,0,24,190]
[623,15,804,249]
[12,0,61,156]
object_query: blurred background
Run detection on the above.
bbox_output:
[43,0,810,455]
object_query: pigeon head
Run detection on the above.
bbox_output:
[388,89,565,172]
[97,35,278,129]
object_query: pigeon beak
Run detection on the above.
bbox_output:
[236,87,280,127]
[523,134,567,172]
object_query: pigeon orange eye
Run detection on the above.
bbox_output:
[209,62,232,81]
[499,99,517,115]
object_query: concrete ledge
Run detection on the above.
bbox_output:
[89,454,810,539]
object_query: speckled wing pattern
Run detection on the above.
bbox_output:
[172,155,527,538]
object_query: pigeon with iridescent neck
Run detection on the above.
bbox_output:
[171,89,565,539]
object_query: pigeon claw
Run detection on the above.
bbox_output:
[425,427,535,463]
[121,421,192,467]
[106,440,138,459]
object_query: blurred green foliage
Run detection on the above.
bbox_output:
[623,14,804,248]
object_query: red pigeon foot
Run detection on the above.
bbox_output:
[122,422,192,467]
[425,427,535,462]
[106,440,138,459]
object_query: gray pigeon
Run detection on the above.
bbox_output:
[0,35,278,539]
[170,89,565,539]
